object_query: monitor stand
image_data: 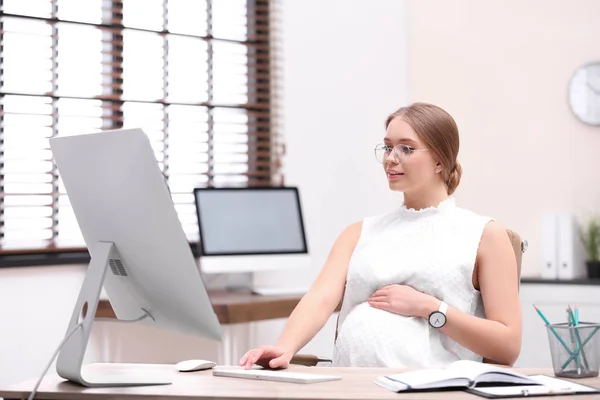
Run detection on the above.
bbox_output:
[251,270,309,296]
[250,285,308,296]
[56,241,173,387]
[198,255,310,296]
[199,272,307,295]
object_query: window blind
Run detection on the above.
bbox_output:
[0,0,281,252]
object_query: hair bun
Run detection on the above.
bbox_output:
[446,161,462,195]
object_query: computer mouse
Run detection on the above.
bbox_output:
[174,359,217,372]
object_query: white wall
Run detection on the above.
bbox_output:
[252,0,408,357]
[0,0,408,386]
[266,0,408,288]
[406,0,600,277]
[0,266,88,386]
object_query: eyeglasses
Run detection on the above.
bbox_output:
[374,143,428,164]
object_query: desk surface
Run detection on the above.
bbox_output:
[1,364,600,400]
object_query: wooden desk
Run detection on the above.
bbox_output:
[95,290,310,324]
[93,290,346,366]
[1,364,599,400]
[92,291,327,366]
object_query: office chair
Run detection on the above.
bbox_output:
[289,229,528,367]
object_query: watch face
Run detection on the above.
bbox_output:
[569,61,600,126]
[429,311,446,328]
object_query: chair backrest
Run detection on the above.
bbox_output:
[333,229,527,361]
[505,229,526,285]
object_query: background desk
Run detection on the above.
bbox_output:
[94,291,316,365]
[2,364,599,400]
[95,290,306,324]
[93,291,326,366]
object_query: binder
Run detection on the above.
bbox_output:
[557,213,587,280]
[541,213,558,279]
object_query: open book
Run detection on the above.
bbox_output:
[374,360,541,392]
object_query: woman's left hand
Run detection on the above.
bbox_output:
[368,284,439,319]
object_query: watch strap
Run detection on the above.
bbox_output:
[439,301,448,315]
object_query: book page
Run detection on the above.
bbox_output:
[445,360,501,381]
[374,376,409,392]
[384,368,468,389]
[446,360,537,386]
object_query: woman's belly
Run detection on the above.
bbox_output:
[332,302,457,368]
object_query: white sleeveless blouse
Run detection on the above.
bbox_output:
[332,197,493,368]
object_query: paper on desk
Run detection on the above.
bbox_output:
[471,374,599,397]
[529,375,598,392]
[473,386,574,397]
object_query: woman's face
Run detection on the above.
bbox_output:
[383,117,439,193]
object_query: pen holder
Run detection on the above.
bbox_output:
[546,322,600,378]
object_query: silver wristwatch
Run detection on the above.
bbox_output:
[428,301,448,328]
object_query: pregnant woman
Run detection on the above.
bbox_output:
[239,102,522,369]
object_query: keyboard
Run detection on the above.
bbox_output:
[212,367,342,384]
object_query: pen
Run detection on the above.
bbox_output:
[567,307,582,373]
[533,304,552,325]
[571,306,589,369]
[561,326,600,370]
[548,388,576,395]
[520,387,576,396]
[533,305,574,356]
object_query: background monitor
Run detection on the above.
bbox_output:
[195,187,308,256]
[50,128,222,387]
[194,187,311,288]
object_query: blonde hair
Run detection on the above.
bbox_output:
[385,102,462,195]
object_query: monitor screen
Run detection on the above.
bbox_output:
[194,187,308,256]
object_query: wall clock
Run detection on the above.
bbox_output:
[568,61,600,126]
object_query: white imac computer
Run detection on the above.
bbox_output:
[193,187,311,294]
[48,128,222,388]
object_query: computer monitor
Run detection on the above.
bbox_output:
[193,187,311,294]
[49,128,222,387]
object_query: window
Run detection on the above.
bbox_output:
[0,0,281,253]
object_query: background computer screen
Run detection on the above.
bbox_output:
[194,187,308,255]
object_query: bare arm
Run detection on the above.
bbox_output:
[423,221,522,365]
[275,221,362,356]
[240,221,362,368]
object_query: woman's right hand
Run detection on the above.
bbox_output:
[239,345,292,370]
